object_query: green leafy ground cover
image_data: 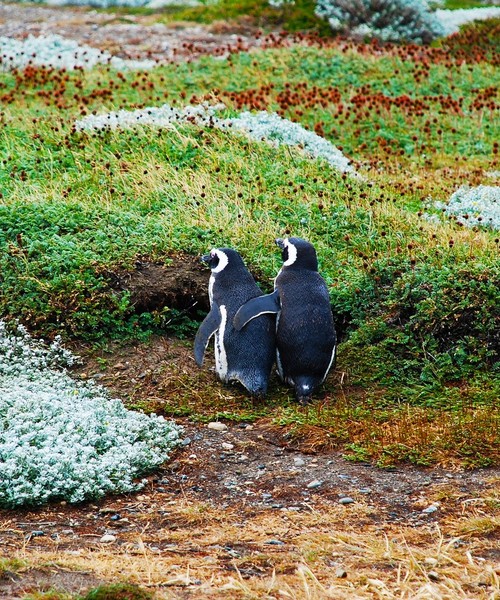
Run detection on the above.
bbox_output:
[0,16,499,466]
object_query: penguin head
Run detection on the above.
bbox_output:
[275,237,318,271]
[201,248,244,274]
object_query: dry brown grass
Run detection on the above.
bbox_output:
[5,496,499,600]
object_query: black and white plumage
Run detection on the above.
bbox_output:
[194,248,276,398]
[234,237,336,404]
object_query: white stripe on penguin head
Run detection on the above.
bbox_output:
[211,249,229,273]
[282,239,297,267]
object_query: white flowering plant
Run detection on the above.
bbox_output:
[435,7,500,36]
[439,185,500,231]
[0,321,182,508]
[75,103,355,175]
[315,0,445,44]
[0,34,155,72]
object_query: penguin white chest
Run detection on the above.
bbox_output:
[208,274,215,306]
[214,304,228,380]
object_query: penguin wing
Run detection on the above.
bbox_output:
[233,290,280,331]
[194,303,221,366]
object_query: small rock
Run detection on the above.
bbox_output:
[307,479,323,489]
[221,442,234,450]
[257,463,266,469]
[110,514,121,521]
[425,557,438,566]
[262,493,273,500]
[339,497,355,505]
[239,454,249,462]
[294,457,306,467]
[358,488,371,494]
[335,568,348,578]
[100,534,116,543]
[265,539,284,546]
[422,504,438,514]
[181,437,192,447]
[29,530,45,538]
[428,571,440,582]
[207,422,227,431]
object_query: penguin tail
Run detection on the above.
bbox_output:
[238,373,268,399]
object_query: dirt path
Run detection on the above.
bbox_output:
[0,2,263,61]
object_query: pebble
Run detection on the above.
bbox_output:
[422,504,438,514]
[265,539,284,545]
[307,479,323,489]
[339,497,355,505]
[207,422,227,431]
[30,530,45,538]
[335,568,348,578]
[262,493,273,500]
[425,557,438,566]
[221,442,234,450]
[428,571,440,582]
[181,437,192,446]
[100,534,116,543]
[294,457,306,467]
[358,488,371,494]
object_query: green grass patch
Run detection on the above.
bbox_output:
[1,29,499,466]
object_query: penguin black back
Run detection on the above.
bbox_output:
[274,237,336,403]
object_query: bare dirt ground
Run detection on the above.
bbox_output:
[0,6,498,598]
[0,2,263,62]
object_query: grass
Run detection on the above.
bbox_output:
[0,9,499,469]
[9,492,500,599]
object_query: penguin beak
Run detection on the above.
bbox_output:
[275,238,285,250]
[200,253,211,265]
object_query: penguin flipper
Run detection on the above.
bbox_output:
[233,290,280,331]
[194,303,221,366]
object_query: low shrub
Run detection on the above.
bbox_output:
[0,321,182,508]
[315,0,445,43]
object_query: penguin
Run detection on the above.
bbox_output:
[233,237,336,404]
[194,248,276,398]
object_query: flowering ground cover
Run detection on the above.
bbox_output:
[0,321,182,507]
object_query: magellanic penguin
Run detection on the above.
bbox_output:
[194,248,276,398]
[233,237,336,404]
